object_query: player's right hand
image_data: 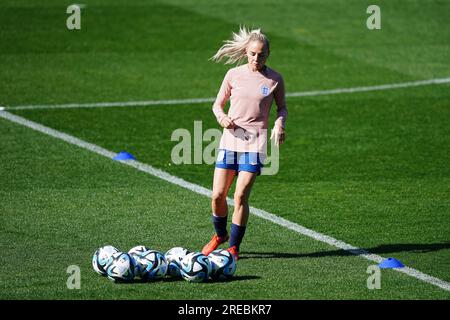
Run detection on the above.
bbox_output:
[220,116,236,129]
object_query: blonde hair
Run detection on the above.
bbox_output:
[211,26,270,65]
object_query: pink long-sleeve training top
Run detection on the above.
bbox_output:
[212,64,288,155]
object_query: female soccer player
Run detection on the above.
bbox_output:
[201,27,288,261]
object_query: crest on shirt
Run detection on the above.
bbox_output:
[261,85,270,96]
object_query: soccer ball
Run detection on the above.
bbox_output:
[106,252,137,282]
[135,250,168,280]
[92,245,119,276]
[128,245,151,261]
[180,252,212,283]
[128,245,152,277]
[208,249,236,281]
[165,247,190,277]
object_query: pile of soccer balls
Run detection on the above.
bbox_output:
[92,245,236,283]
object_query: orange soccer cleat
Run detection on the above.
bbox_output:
[201,234,229,256]
[227,245,239,261]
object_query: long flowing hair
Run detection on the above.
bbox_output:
[211,26,270,65]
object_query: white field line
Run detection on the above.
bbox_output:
[1,110,449,293]
[3,77,450,111]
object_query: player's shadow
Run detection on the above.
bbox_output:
[137,277,188,283]
[114,278,170,285]
[239,242,450,260]
[114,275,260,284]
[225,275,260,282]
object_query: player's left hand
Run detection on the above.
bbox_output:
[270,124,285,147]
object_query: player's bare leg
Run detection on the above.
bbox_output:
[202,168,236,255]
[227,170,258,260]
[232,170,258,226]
[211,168,236,217]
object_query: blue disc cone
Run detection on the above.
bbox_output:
[113,151,136,161]
[379,258,404,269]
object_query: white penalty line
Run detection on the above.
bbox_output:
[1,110,449,293]
[3,77,450,111]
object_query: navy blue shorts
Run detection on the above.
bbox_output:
[215,149,265,175]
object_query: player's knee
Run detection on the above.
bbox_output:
[212,191,227,203]
[233,190,248,204]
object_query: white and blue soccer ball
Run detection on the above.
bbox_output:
[128,245,151,261]
[165,247,190,277]
[92,245,119,276]
[208,249,236,281]
[180,252,212,283]
[106,252,137,282]
[135,250,168,280]
[128,245,152,276]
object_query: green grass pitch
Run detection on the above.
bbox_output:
[0,0,449,299]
